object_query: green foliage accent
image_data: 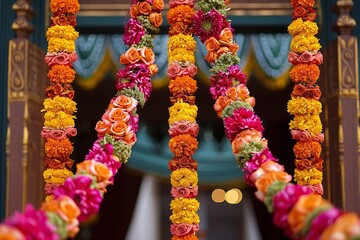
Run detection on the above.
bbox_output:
[210,53,240,75]
[198,0,228,15]
[137,16,159,35]
[46,212,68,239]
[99,134,132,164]
[264,181,287,213]
[221,100,252,118]
[117,86,146,107]
[236,141,264,168]
[133,34,154,49]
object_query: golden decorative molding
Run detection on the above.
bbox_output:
[11,0,34,38]
[333,0,356,35]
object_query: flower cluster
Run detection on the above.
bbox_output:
[287,0,325,193]
[42,0,80,201]
[167,0,200,239]
[0,0,162,239]
[194,0,360,239]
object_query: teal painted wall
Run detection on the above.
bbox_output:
[0,0,16,220]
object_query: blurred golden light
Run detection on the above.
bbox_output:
[225,188,243,204]
[211,189,226,203]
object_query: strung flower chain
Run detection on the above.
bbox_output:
[0,0,163,239]
[287,0,324,194]
[194,0,360,239]
[42,0,80,201]
[167,0,200,239]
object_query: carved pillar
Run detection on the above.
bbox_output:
[321,0,360,213]
[6,0,47,216]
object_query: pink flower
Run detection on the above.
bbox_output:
[5,205,58,240]
[308,183,324,195]
[54,175,103,222]
[169,0,194,8]
[171,186,198,198]
[167,63,182,79]
[122,19,145,45]
[45,52,78,67]
[169,121,199,137]
[65,127,78,137]
[170,223,199,236]
[44,183,58,195]
[307,208,343,240]
[224,107,264,141]
[288,51,323,65]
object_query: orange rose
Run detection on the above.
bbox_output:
[205,37,220,52]
[217,46,230,56]
[76,160,112,185]
[205,51,218,63]
[228,43,239,54]
[120,54,129,65]
[236,84,250,99]
[110,121,127,137]
[130,4,138,18]
[138,1,152,15]
[170,22,189,36]
[226,87,238,100]
[140,47,155,65]
[148,64,159,76]
[288,194,329,235]
[320,213,360,240]
[124,128,137,146]
[244,96,256,107]
[0,225,25,240]
[149,13,163,28]
[58,196,81,223]
[108,108,130,123]
[152,0,164,11]
[95,121,110,135]
[219,28,233,44]
[255,171,292,200]
[123,47,140,65]
[113,95,138,112]
[213,96,230,117]
[232,129,263,154]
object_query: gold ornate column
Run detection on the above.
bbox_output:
[321,0,360,213]
[6,0,47,216]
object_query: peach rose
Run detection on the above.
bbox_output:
[0,224,25,240]
[126,47,141,64]
[148,64,159,76]
[140,47,155,65]
[205,37,220,52]
[214,96,230,117]
[232,129,263,154]
[108,108,130,123]
[113,95,138,112]
[217,46,230,56]
[255,171,292,200]
[110,121,127,137]
[124,127,137,145]
[130,4,139,18]
[138,1,151,15]
[320,213,360,240]
[149,13,163,28]
[228,43,239,54]
[219,28,233,44]
[95,121,110,135]
[205,51,218,63]
[236,84,250,99]
[244,96,256,107]
[261,161,285,173]
[152,0,165,11]
[288,194,329,235]
[226,87,238,100]
[58,196,81,223]
[77,160,112,185]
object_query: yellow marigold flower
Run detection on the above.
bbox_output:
[43,96,77,114]
[48,37,75,53]
[168,49,195,63]
[290,35,321,54]
[43,168,73,184]
[46,25,79,41]
[171,168,198,188]
[169,115,196,124]
[287,97,322,115]
[44,111,75,129]
[170,198,200,213]
[288,18,318,36]
[168,34,197,52]
[290,114,322,136]
[169,102,198,118]
[45,195,55,202]
[170,210,200,224]
[294,168,322,185]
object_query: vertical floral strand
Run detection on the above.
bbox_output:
[287,0,324,195]
[42,0,80,201]
[0,0,163,239]
[194,0,360,239]
[167,0,201,239]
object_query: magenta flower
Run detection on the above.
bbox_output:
[116,63,152,99]
[86,142,121,177]
[243,148,277,185]
[5,204,59,240]
[228,65,247,84]
[194,9,230,42]
[306,207,343,240]
[272,184,312,238]
[123,19,145,45]
[129,114,139,133]
[54,175,103,222]
[224,108,264,141]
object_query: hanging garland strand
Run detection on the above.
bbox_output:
[194,0,360,239]
[287,0,324,194]
[0,0,163,238]
[167,0,200,239]
[42,0,80,201]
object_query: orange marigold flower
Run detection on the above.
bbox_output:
[48,65,76,84]
[45,137,73,159]
[289,64,320,85]
[50,0,80,15]
[291,0,315,8]
[168,134,198,158]
[172,234,198,240]
[295,156,323,171]
[167,5,195,26]
[293,140,321,159]
[169,76,197,96]
[170,95,196,105]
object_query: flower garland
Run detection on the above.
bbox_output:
[194,0,360,239]
[167,0,200,239]
[0,0,163,238]
[287,0,324,194]
[42,0,80,201]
